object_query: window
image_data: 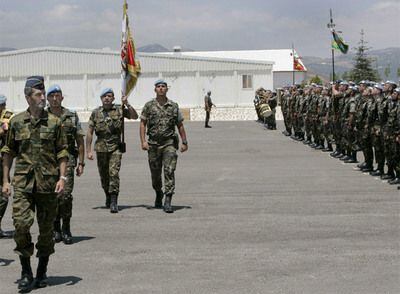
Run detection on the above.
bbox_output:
[242,75,253,89]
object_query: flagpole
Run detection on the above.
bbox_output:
[292,43,295,85]
[328,9,336,82]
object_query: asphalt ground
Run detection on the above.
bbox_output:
[0,121,399,294]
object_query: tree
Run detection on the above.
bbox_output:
[309,75,323,85]
[342,71,350,81]
[349,30,380,82]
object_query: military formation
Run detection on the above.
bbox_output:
[280,80,400,189]
[0,77,188,292]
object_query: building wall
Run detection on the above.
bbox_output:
[273,71,306,88]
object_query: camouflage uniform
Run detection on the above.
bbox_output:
[88,104,132,201]
[1,110,68,257]
[384,98,398,178]
[281,91,292,135]
[49,107,84,241]
[0,109,14,233]
[371,93,388,173]
[141,99,183,197]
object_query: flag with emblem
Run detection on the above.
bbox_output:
[293,51,306,71]
[121,0,141,97]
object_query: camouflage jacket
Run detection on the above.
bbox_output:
[141,98,183,145]
[49,107,84,162]
[1,110,69,193]
[384,100,398,136]
[88,104,131,152]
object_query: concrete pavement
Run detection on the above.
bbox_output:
[0,121,399,294]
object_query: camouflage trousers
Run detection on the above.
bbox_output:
[0,159,7,224]
[282,111,292,133]
[97,149,122,196]
[148,144,178,196]
[57,162,75,220]
[12,189,57,257]
[371,130,385,168]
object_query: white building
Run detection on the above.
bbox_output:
[0,47,305,120]
[158,49,307,88]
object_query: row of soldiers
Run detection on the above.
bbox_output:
[280,80,400,188]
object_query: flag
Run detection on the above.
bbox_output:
[331,29,349,54]
[293,51,306,71]
[121,0,140,97]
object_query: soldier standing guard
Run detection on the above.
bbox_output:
[140,79,188,213]
[47,85,85,244]
[1,76,69,291]
[0,94,14,238]
[204,90,215,128]
[86,88,138,213]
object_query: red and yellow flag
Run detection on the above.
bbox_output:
[121,0,140,97]
[293,51,306,71]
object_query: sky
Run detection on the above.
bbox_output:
[0,0,399,57]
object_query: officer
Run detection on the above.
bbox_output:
[47,85,85,244]
[0,94,13,238]
[86,88,138,213]
[204,90,215,128]
[140,79,188,213]
[2,76,69,291]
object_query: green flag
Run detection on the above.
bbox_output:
[331,30,349,54]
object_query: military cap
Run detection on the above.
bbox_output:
[340,81,349,86]
[374,83,384,91]
[394,87,400,94]
[384,80,397,87]
[335,79,343,84]
[0,94,7,104]
[100,88,114,97]
[359,80,368,85]
[47,84,62,96]
[154,79,167,87]
[25,76,45,90]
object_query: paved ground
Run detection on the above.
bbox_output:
[0,121,399,294]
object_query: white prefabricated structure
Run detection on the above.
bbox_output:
[158,49,307,88]
[0,47,275,120]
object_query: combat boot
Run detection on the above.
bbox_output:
[61,218,73,245]
[154,191,164,209]
[18,256,33,291]
[382,168,395,180]
[357,162,367,169]
[110,194,118,213]
[360,165,373,173]
[344,152,358,164]
[163,194,173,213]
[0,226,12,238]
[53,218,62,243]
[322,143,333,152]
[34,256,49,288]
[105,192,111,208]
[388,178,400,185]
[370,166,384,177]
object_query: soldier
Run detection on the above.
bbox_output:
[341,86,358,163]
[2,76,69,291]
[86,88,138,213]
[384,87,399,184]
[359,86,376,172]
[380,81,398,181]
[281,87,292,136]
[47,85,85,244]
[140,79,188,213]
[321,86,334,152]
[204,90,215,128]
[0,94,13,238]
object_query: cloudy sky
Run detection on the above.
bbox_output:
[0,0,398,57]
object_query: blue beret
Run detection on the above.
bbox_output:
[340,81,349,86]
[0,94,7,104]
[374,84,383,91]
[154,79,167,87]
[385,80,397,87]
[25,76,45,90]
[100,88,114,97]
[47,84,62,96]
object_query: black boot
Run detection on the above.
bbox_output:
[154,191,163,209]
[18,256,33,291]
[105,193,111,208]
[388,178,400,185]
[61,218,73,245]
[53,218,62,243]
[322,143,333,152]
[34,256,49,288]
[163,195,173,213]
[110,194,118,213]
